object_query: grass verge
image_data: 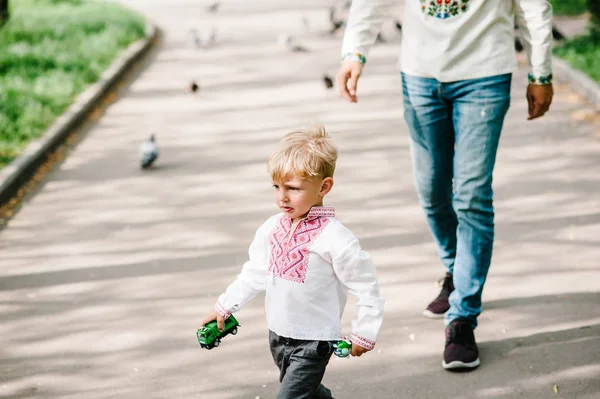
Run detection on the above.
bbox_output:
[554,25,600,83]
[0,0,145,169]
[550,0,588,16]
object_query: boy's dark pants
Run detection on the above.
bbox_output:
[269,330,335,399]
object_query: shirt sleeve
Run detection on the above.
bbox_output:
[214,217,274,318]
[332,238,385,350]
[514,0,554,84]
[340,0,394,64]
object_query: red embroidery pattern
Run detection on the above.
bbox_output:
[268,208,334,283]
[350,333,376,351]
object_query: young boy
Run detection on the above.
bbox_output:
[200,125,384,398]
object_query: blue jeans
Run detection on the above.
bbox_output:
[401,72,511,328]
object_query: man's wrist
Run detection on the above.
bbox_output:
[342,52,366,65]
[528,73,553,85]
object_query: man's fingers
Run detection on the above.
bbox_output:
[348,69,359,97]
[527,92,534,118]
[528,100,550,120]
[336,71,353,102]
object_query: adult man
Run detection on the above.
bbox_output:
[336,0,554,370]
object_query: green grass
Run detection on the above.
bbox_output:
[0,0,145,169]
[554,26,600,83]
[550,0,588,16]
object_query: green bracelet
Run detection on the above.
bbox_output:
[342,52,366,65]
[528,73,553,85]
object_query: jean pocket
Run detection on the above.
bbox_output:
[313,341,334,359]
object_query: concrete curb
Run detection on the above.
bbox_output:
[552,55,600,109]
[0,23,157,206]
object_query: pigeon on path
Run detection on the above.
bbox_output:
[140,134,159,169]
[189,28,202,48]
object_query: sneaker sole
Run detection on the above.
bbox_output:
[423,309,446,319]
[442,358,481,370]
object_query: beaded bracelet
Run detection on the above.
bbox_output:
[342,52,366,65]
[528,73,553,85]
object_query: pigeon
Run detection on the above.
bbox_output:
[289,43,309,53]
[140,134,159,169]
[277,34,309,53]
[323,75,334,89]
[514,36,523,53]
[189,81,200,93]
[551,26,564,41]
[328,5,345,35]
[207,27,218,46]
[206,1,219,13]
[328,5,336,24]
[301,14,310,32]
[189,28,202,48]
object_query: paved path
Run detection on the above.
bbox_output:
[1,1,599,398]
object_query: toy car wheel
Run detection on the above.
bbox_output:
[231,327,238,335]
[214,339,220,347]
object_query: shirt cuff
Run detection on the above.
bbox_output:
[349,333,376,351]
[342,52,366,65]
[214,301,231,319]
[528,73,553,85]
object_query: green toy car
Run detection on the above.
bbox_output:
[197,315,240,349]
[333,337,352,358]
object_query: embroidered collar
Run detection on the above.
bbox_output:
[269,206,334,283]
[306,206,335,220]
[281,206,335,225]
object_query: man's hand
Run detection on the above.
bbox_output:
[200,309,226,332]
[351,343,369,357]
[336,60,364,103]
[527,83,553,120]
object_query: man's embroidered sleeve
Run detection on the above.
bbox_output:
[515,0,553,85]
[341,0,394,64]
[214,218,272,317]
[332,238,385,350]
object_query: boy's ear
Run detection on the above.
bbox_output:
[320,177,334,196]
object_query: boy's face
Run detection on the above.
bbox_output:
[272,174,333,223]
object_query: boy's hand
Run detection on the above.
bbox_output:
[351,343,369,357]
[200,309,226,332]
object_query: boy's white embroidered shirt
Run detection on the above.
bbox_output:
[215,207,384,349]
[341,0,553,82]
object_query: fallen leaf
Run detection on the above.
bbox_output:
[553,384,559,394]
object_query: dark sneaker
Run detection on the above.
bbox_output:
[423,273,454,319]
[443,320,480,370]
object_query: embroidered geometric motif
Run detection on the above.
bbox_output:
[268,213,332,284]
[420,0,470,19]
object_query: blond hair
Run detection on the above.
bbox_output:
[267,125,338,181]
